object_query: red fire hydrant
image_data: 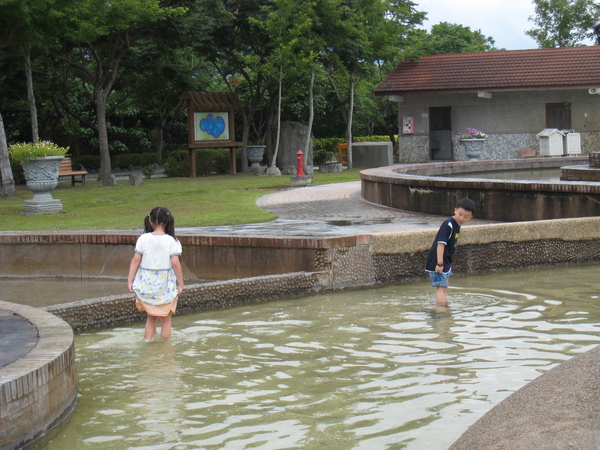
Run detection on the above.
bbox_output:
[296,150,305,177]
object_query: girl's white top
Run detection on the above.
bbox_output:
[134,232,182,270]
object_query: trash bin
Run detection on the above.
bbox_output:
[562,131,581,155]
[536,128,564,156]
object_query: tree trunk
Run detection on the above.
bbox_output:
[23,45,39,143]
[241,116,250,172]
[304,71,315,168]
[270,69,283,169]
[347,75,354,169]
[156,108,166,160]
[156,125,164,160]
[384,100,399,159]
[95,86,112,184]
[0,111,16,197]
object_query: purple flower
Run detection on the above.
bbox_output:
[455,128,487,141]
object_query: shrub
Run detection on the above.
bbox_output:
[10,160,25,184]
[195,149,217,176]
[142,165,155,179]
[112,153,160,170]
[313,149,334,166]
[163,148,241,177]
[163,150,189,177]
[355,135,392,143]
[73,156,101,171]
[313,137,346,155]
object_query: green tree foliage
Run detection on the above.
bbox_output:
[409,22,497,56]
[48,0,186,184]
[188,0,275,171]
[527,0,600,48]
[0,0,501,183]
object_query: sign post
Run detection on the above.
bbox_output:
[177,92,243,177]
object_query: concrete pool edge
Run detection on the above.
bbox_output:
[449,344,600,449]
[0,301,76,450]
[360,157,600,221]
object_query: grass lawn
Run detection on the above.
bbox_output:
[0,169,362,232]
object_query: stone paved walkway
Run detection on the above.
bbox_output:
[255,181,492,232]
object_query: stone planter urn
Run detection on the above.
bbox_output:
[461,139,485,160]
[247,145,266,169]
[21,156,64,215]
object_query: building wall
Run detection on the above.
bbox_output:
[395,89,600,162]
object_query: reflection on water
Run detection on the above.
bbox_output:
[0,278,128,307]
[35,265,600,449]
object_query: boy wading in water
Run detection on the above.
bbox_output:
[425,198,475,306]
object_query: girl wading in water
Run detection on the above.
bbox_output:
[128,207,184,341]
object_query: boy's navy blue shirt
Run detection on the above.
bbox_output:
[425,217,460,274]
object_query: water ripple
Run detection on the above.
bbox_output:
[36,265,600,449]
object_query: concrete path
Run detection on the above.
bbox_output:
[255,181,492,233]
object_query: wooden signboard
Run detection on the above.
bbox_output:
[177,92,243,176]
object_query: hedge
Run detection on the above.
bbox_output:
[312,135,395,155]
[164,148,242,177]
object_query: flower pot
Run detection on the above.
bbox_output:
[21,156,64,215]
[461,138,485,160]
[247,145,266,168]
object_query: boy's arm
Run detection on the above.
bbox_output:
[435,243,445,273]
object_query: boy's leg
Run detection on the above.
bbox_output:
[145,315,159,341]
[436,286,448,306]
[160,315,172,339]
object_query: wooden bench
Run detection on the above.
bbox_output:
[59,157,88,186]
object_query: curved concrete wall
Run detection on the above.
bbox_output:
[449,345,600,449]
[360,157,597,221]
[0,301,76,450]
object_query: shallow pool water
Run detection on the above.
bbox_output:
[34,265,600,449]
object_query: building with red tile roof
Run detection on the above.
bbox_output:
[374,46,600,162]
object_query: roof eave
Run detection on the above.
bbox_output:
[374,85,597,97]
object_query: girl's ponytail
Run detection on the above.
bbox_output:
[146,206,176,239]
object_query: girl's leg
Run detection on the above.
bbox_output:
[436,286,448,306]
[160,314,172,339]
[145,315,159,341]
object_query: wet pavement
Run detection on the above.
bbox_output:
[0,309,37,369]
[178,181,493,238]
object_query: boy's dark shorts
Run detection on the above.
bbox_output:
[429,269,452,287]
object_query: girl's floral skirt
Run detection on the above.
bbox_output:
[133,268,178,317]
